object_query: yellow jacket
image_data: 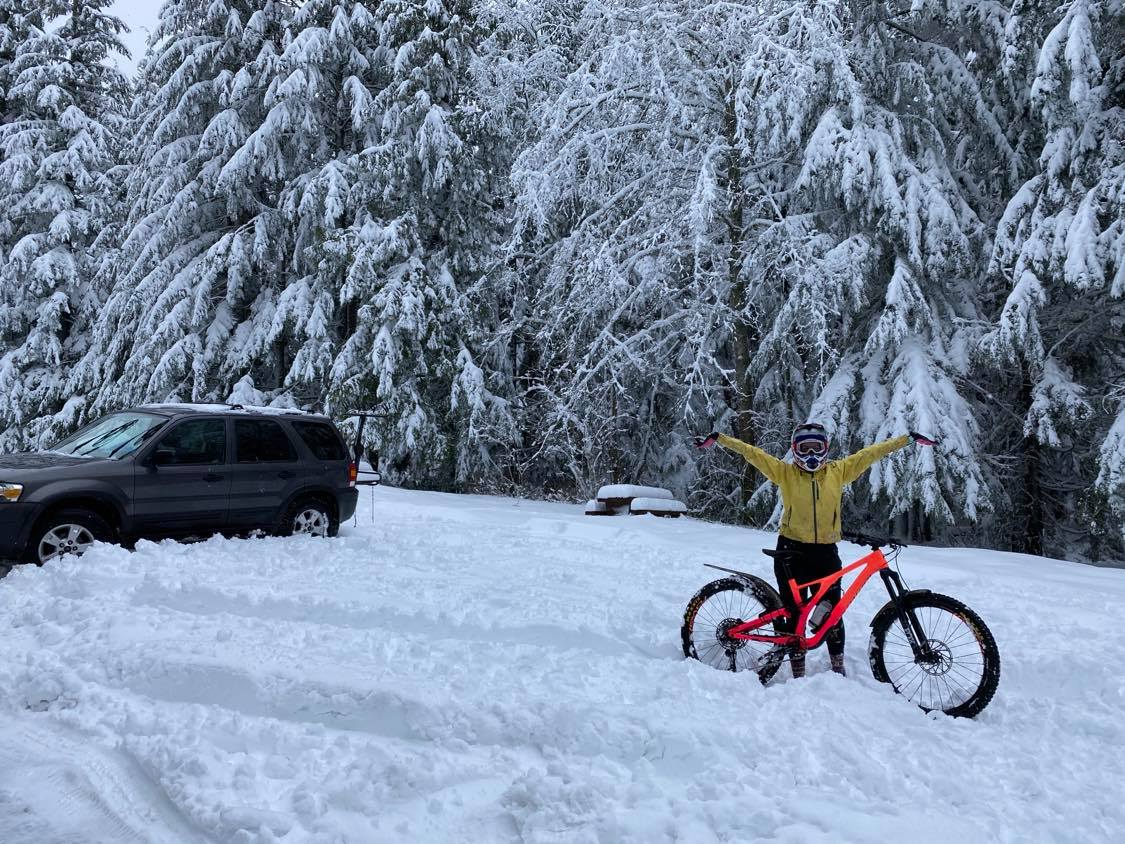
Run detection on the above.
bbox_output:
[717,433,912,544]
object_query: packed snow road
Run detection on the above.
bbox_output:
[1,486,1123,843]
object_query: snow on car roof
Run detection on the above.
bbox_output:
[138,403,325,418]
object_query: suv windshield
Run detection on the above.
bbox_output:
[52,412,168,459]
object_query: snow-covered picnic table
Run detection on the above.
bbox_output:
[586,484,686,517]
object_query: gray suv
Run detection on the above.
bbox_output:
[0,404,360,567]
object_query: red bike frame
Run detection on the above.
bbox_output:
[726,546,890,649]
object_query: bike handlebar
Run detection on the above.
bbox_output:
[841,531,908,550]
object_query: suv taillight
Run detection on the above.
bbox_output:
[348,462,358,487]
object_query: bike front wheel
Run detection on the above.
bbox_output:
[681,576,786,683]
[868,592,1000,718]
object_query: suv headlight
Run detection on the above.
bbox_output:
[0,483,23,502]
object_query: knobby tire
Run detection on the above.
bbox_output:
[681,576,788,685]
[868,592,1000,718]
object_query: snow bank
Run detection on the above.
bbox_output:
[1,486,1123,842]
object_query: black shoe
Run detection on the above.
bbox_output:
[791,653,806,679]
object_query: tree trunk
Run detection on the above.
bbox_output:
[272,338,288,389]
[610,390,620,484]
[722,82,757,516]
[1019,374,1044,556]
[1022,435,1044,556]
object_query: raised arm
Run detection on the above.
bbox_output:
[837,435,912,484]
[716,434,788,485]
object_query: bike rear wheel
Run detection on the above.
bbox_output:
[868,592,1000,718]
[681,576,786,683]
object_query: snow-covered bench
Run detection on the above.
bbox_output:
[629,498,687,518]
[595,484,675,510]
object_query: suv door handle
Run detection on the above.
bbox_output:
[203,473,225,483]
[278,470,296,479]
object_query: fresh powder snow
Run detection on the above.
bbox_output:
[1,485,1122,842]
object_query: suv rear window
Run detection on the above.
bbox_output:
[292,421,348,461]
[235,419,297,463]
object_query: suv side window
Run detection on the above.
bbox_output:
[292,421,348,461]
[235,419,297,463]
[154,419,226,465]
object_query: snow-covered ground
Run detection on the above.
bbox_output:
[1,486,1123,843]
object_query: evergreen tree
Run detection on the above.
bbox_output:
[0,0,44,381]
[0,0,128,450]
[0,0,42,123]
[264,0,383,415]
[774,1,1006,535]
[71,0,292,416]
[983,0,1124,556]
[326,0,509,487]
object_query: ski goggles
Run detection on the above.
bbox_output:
[792,435,829,456]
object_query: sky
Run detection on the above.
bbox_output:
[109,0,162,76]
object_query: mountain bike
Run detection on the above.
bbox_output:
[681,532,1000,718]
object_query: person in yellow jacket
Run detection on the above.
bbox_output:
[695,422,939,678]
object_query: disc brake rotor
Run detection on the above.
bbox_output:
[715,617,747,650]
[917,639,954,675]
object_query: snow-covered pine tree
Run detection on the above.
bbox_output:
[0,1,42,123]
[0,0,44,383]
[0,0,128,450]
[326,0,509,487]
[69,0,293,417]
[261,0,384,416]
[983,0,1124,557]
[767,1,1013,537]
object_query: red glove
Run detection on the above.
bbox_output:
[909,431,940,446]
[693,432,720,449]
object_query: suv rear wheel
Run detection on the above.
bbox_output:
[281,498,337,538]
[27,508,113,565]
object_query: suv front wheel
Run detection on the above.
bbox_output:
[27,508,113,565]
[280,498,338,538]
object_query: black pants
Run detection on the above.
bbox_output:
[773,536,845,656]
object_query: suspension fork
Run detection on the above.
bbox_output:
[879,569,931,658]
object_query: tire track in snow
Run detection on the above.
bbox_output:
[79,642,704,770]
[0,715,211,844]
[131,579,663,658]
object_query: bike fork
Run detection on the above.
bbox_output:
[879,569,930,658]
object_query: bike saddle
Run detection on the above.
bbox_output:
[761,548,798,561]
